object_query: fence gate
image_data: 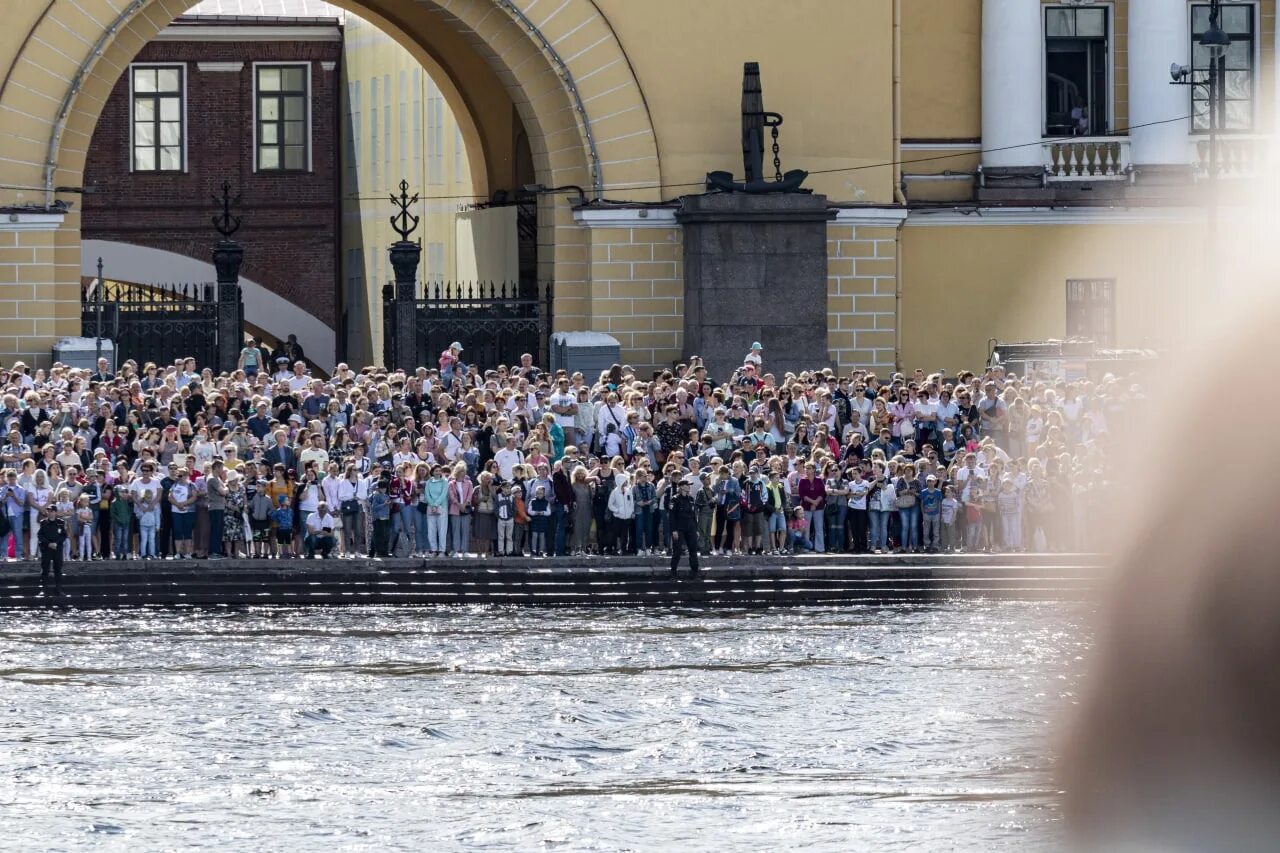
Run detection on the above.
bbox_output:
[384,280,552,372]
[83,281,223,369]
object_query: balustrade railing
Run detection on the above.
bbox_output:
[1042,136,1131,181]
[1192,134,1273,179]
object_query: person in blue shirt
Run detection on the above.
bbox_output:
[270,495,294,559]
[920,475,944,553]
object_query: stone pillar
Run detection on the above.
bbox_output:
[212,239,244,374]
[1129,0,1192,166]
[677,193,834,383]
[387,240,421,369]
[981,0,1044,169]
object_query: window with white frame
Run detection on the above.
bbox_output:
[256,65,309,171]
[1191,3,1255,131]
[1044,5,1109,137]
[131,65,184,172]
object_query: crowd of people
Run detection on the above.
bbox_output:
[0,338,1134,577]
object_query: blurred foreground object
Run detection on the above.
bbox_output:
[1062,297,1280,852]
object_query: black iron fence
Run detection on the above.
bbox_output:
[383,280,552,371]
[82,281,227,369]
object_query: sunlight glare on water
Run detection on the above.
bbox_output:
[0,603,1091,851]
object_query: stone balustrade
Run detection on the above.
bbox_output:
[1043,137,1132,181]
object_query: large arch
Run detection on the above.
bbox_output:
[0,0,661,359]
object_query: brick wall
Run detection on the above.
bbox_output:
[81,37,342,336]
[587,224,682,370]
[826,221,900,373]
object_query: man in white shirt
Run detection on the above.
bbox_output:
[494,434,524,482]
[304,502,337,558]
[436,419,463,462]
[547,378,578,447]
[287,362,312,393]
[298,433,329,471]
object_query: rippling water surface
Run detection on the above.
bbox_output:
[0,603,1091,851]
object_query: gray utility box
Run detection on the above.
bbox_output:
[549,332,620,378]
[53,337,115,371]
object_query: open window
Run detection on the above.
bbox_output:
[1044,6,1109,137]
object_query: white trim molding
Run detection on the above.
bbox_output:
[320,61,337,72]
[901,142,983,151]
[904,206,1205,227]
[196,61,244,73]
[572,207,678,228]
[0,211,65,231]
[155,25,342,42]
[831,207,909,226]
[83,240,336,372]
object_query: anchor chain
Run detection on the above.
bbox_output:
[771,126,782,183]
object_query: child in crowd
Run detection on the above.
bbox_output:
[135,482,160,560]
[368,478,391,558]
[940,486,961,552]
[55,489,74,561]
[250,487,274,559]
[270,495,294,559]
[964,481,984,551]
[109,486,131,560]
[997,477,1022,552]
[74,494,95,561]
[528,485,551,557]
[919,475,943,553]
[512,485,529,556]
[786,506,816,553]
[495,482,515,556]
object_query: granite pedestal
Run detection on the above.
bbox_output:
[677,193,835,382]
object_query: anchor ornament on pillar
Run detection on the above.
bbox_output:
[390,179,421,241]
[706,62,810,194]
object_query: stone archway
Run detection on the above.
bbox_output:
[0,0,661,364]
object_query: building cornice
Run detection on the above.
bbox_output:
[0,211,65,231]
[573,207,677,228]
[155,24,342,42]
[831,207,909,226]
[904,207,1204,226]
[572,203,1208,228]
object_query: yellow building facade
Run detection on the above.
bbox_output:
[340,11,501,366]
[0,0,1273,373]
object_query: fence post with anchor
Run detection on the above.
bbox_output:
[211,181,245,374]
[387,180,422,370]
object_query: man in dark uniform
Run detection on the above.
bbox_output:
[37,508,68,597]
[668,478,700,574]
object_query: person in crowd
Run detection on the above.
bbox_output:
[668,478,700,574]
[304,502,337,559]
[37,505,68,596]
[0,355,1124,563]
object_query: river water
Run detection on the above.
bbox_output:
[0,603,1091,851]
